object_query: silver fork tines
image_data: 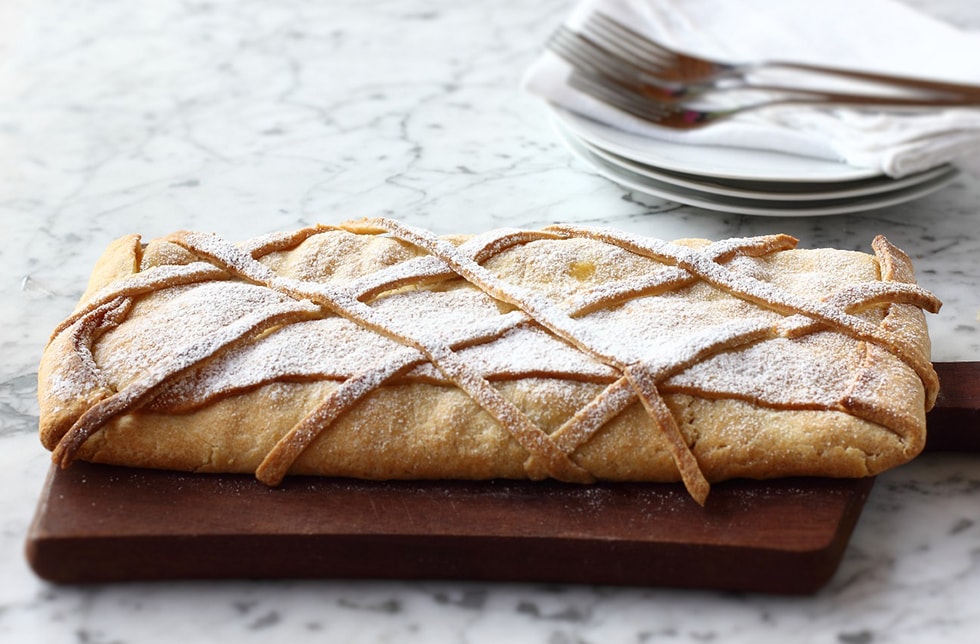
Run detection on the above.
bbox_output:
[578,13,736,87]
[547,26,647,86]
[566,72,721,128]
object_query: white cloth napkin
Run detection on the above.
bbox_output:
[523,0,980,177]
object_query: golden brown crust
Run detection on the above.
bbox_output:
[77,234,142,306]
[37,219,941,505]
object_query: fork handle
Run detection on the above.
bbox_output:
[646,82,980,107]
[764,61,980,101]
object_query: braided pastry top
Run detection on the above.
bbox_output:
[38,219,940,505]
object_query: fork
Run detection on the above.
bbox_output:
[548,25,980,107]
[565,70,975,130]
[549,23,980,130]
[578,11,980,101]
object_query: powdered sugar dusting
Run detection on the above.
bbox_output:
[95,281,313,387]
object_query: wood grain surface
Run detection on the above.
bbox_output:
[24,362,977,593]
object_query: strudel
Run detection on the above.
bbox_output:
[37,219,940,504]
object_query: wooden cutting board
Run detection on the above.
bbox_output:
[25,362,978,594]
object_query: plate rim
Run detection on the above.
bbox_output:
[556,123,959,217]
[568,126,957,202]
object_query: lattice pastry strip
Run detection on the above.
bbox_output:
[38,220,941,505]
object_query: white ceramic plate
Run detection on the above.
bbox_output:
[555,121,959,217]
[566,124,958,202]
[551,106,882,183]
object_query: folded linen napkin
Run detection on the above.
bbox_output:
[523,0,980,177]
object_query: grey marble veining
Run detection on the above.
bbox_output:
[1,0,979,642]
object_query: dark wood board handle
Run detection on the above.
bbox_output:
[926,362,980,452]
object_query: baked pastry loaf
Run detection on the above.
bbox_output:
[37,219,941,504]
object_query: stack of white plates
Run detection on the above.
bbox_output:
[551,107,960,217]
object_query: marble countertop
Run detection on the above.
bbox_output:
[1,0,978,642]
